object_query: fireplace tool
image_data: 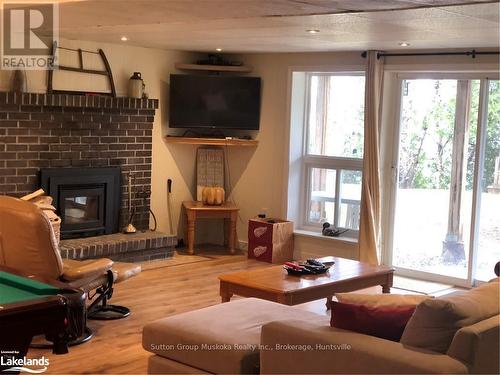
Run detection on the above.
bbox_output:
[123,171,137,234]
[137,188,157,232]
[167,179,173,234]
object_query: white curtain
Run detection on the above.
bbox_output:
[359,51,384,265]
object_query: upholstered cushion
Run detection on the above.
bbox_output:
[63,259,116,291]
[62,258,113,281]
[401,281,500,353]
[330,301,415,341]
[336,293,432,307]
[142,298,328,374]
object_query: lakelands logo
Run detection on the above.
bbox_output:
[1,351,49,373]
[1,2,59,70]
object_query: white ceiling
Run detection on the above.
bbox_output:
[43,0,500,52]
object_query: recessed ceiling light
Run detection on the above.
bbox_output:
[215,48,222,52]
[121,36,128,42]
[399,42,410,47]
[307,29,320,34]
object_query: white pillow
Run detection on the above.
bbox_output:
[400,281,500,353]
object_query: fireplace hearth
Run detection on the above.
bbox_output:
[40,167,121,239]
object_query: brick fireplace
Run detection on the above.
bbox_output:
[0,92,157,228]
[0,92,176,261]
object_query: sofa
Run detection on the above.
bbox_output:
[142,281,499,374]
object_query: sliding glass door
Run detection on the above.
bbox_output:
[388,76,499,285]
[473,79,500,282]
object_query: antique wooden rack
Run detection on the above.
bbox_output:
[47,41,116,97]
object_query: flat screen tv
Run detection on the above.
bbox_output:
[169,74,261,130]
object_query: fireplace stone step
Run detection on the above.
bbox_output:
[59,231,177,262]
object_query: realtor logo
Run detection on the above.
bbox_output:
[1,351,49,373]
[1,2,58,70]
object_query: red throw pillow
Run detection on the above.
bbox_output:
[330,301,416,342]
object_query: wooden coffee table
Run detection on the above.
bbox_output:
[218,256,394,307]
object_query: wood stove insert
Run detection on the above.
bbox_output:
[40,167,121,239]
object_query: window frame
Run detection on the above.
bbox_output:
[299,72,365,235]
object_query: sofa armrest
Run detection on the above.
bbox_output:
[448,315,500,374]
[62,258,113,281]
[260,320,468,374]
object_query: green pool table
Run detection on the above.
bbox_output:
[0,266,84,372]
[0,270,63,304]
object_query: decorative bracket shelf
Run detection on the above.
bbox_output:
[174,63,252,73]
[165,137,258,147]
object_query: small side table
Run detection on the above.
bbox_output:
[182,201,239,255]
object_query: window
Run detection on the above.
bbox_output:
[301,73,365,233]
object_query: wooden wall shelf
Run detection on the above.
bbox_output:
[165,137,258,147]
[174,63,252,73]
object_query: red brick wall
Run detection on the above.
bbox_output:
[0,92,158,230]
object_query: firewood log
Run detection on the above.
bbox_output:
[20,189,45,201]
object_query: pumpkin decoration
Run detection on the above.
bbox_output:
[202,186,225,206]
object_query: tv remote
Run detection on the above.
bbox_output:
[306,258,325,267]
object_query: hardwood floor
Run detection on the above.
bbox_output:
[29,255,290,374]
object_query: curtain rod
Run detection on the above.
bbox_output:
[361,49,500,59]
